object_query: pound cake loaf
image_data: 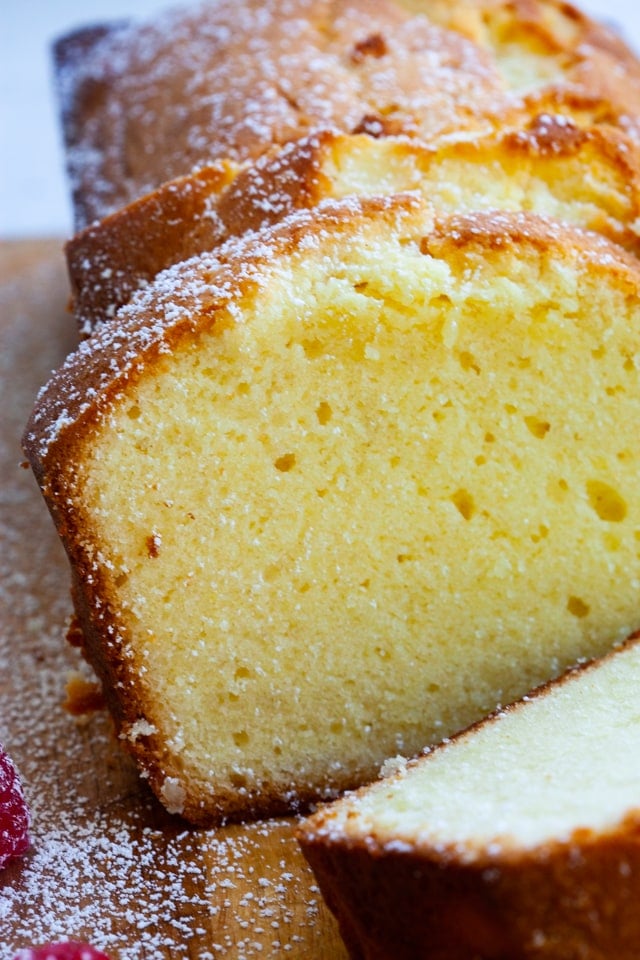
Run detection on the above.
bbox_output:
[22,195,640,825]
[298,632,640,960]
[67,117,640,334]
[54,0,512,230]
[54,0,640,231]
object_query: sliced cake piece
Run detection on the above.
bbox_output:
[67,117,640,334]
[23,196,640,825]
[298,632,640,960]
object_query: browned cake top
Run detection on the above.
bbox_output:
[55,0,640,230]
[24,195,640,469]
[55,0,513,228]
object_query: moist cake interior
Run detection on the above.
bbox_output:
[64,212,640,810]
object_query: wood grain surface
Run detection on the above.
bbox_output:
[0,239,347,960]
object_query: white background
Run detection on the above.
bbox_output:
[1,0,640,238]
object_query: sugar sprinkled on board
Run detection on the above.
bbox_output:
[0,608,212,957]
[0,507,334,958]
[2,252,341,958]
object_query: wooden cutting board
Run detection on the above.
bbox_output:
[0,239,347,959]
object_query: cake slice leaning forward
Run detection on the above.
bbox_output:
[66,117,640,334]
[23,195,640,825]
[298,632,640,960]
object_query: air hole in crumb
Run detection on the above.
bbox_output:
[264,563,280,582]
[330,720,345,734]
[360,578,370,589]
[230,772,247,788]
[432,400,453,423]
[530,524,549,543]
[273,744,282,756]
[233,730,250,747]
[390,455,401,468]
[458,351,480,374]
[114,572,128,587]
[316,401,332,424]
[475,454,487,466]
[604,532,620,552]
[524,415,550,439]
[396,553,412,563]
[302,338,325,359]
[353,281,369,292]
[236,381,250,395]
[376,647,391,660]
[127,405,141,420]
[316,488,328,498]
[592,345,606,359]
[274,453,296,472]
[451,489,475,520]
[234,666,251,682]
[586,480,627,522]
[547,478,569,503]
[567,596,590,618]
[504,403,518,414]
[484,432,496,443]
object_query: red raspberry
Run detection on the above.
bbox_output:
[13,944,111,960]
[0,742,30,869]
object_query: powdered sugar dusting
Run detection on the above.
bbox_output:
[54,0,509,229]
[2,242,343,958]
[203,820,342,956]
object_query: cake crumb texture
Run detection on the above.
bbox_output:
[1,238,346,960]
[298,634,640,959]
[23,198,640,826]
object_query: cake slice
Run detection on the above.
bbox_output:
[23,196,640,825]
[298,632,640,960]
[67,117,640,334]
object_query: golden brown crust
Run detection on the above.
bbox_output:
[65,162,239,333]
[55,0,511,230]
[298,632,640,958]
[401,0,640,104]
[300,819,640,959]
[67,116,640,334]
